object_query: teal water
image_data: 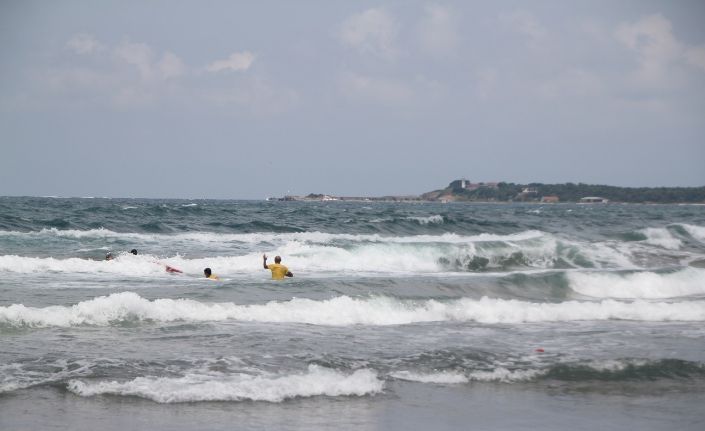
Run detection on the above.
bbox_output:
[1,197,705,430]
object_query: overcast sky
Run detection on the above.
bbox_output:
[1,0,704,199]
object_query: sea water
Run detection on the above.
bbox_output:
[1,197,704,430]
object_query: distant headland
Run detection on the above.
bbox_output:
[271,180,705,204]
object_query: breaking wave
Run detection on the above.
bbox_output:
[2,292,704,328]
[567,267,705,299]
[682,224,705,244]
[0,227,540,244]
[67,365,382,403]
[639,227,682,250]
[0,228,661,275]
[407,215,444,225]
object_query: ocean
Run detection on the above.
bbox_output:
[1,197,704,430]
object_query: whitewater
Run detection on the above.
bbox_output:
[1,197,705,431]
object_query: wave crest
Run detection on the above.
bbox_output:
[67,365,383,403]
[3,292,704,328]
[568,268,705,299]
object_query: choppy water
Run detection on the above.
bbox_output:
[1,197,705,430]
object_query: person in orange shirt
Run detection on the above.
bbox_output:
[263,254,293,280]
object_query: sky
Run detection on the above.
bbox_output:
[1,0,704,199]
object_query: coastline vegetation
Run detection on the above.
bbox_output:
[278,181,705,204]
[421,181,705,203]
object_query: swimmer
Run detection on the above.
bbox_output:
[105,252,114,261]
[204,267,219,280]
[262,254,293,280]
[166,265,183,274]
[119,248,182,273]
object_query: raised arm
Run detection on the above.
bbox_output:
[263,254,269,270]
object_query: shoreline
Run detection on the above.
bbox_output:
[268,196,705,205]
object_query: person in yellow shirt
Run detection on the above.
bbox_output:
[263,254,293,280]
[203,267,219,280]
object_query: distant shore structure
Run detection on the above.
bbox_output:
[516,187,538,201]
[579,197,609,203]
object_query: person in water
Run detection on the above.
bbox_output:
[105,250,133,260]
[107,249,137,259]
[204,267,219,280]
[110,248,182,273]
[263,254,293,279]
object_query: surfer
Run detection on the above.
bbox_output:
[105,252,114,260]
[204,267,219,280]
[131,249,182,273]
[263,254,293,279]
[116,248,182,273]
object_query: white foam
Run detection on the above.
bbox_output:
[640,227,682,250]
[0,254,170,275]
[682,224,705,244]
[33,227,152,240]
[3,292,704,328]
[574,240,637,269]
[581,359,649,372]
[0,359,93,393]
[390,370,468,384]
[0,227,545,245]
[3,226,640,276]
[568,267,705,299]
[6,226,649,273]
[467,367,543,382]
[407,215,444,225]
[0,231,564,276]
[67,365,383,403]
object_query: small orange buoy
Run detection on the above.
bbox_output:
[535,348,544,353]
